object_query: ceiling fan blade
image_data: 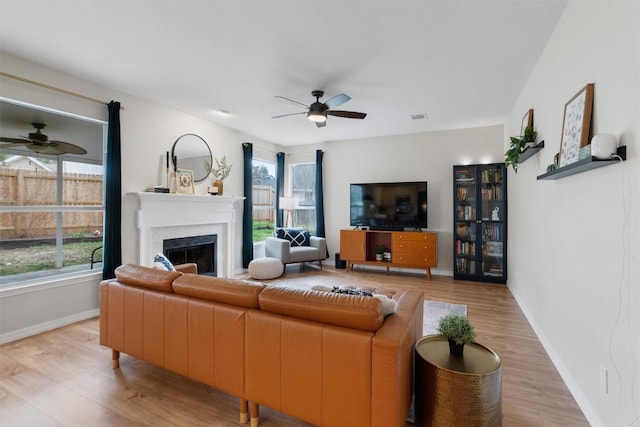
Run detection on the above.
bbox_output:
[324,94,351,109]
[275,96,309,109]
[1,141,32,149]
[26,144,66,155]
[0,137,31,144]
[327,110,367,119]
[315,120,326,128]
[49,140,88,155]
[272,112,307,119]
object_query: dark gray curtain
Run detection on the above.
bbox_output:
[275,151,285,228]
[102,101,122,279]
[315,149,328,258]
[242,142,253,268]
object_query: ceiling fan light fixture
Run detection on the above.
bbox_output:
[307,111,327,123]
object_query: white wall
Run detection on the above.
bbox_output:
[316,125,505,275]
[506,2,639,426]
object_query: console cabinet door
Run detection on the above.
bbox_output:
[339,230,366,262]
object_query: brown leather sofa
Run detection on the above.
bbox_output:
[99,264,424,427]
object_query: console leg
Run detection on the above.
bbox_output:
[112,350,120,369]
[426,267,432,280]
[250,402,259,427]
[240,399,248,423]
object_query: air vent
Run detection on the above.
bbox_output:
[410,113,428,120]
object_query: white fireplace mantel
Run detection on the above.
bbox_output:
[129,192,245,278]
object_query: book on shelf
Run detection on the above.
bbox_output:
[145,186,170,193]
[485,241,503,257]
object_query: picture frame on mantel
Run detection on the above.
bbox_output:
[558,83,594,167]
[175,168,195,194]
[520,108,533,136]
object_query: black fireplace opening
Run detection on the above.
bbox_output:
[163,234,217,277]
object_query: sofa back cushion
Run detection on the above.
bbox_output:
[259,286,384,332]
[172,274,265,308]
[114,263,181,292]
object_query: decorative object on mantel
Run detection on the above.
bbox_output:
[559,83,594,167]
[175,169,195,194]
[505,124,537,173]
[209,155,232,196]
[438,313,476,356]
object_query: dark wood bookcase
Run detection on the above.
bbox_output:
[453,163,507,284]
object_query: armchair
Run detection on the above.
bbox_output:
[265,228,327,269]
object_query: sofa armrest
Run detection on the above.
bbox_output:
[309,236,327,259]
[175,263,198,274]
[265,237,291,264]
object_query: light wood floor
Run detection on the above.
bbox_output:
[0,265,589,426]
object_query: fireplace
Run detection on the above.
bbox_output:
[163,234,217,276]
[130,192,245,278]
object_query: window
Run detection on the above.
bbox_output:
[0,99,106,285]
[252,158,276,243]
[290,162,316,234]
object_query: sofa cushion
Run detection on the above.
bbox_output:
[172,273,265,308]
[258,286,384,332]
[276,228,311,247]
[114,263,181,292]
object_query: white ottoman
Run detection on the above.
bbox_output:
[248,257,284,280]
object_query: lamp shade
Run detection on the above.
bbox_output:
[307,111,327,122]
[279,197,299,210]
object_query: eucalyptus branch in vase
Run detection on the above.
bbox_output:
[207,156,232,195]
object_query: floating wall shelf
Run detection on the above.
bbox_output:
[519,140,545,163]
[537,146,626,180]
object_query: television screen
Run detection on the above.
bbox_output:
[350,181,428,230]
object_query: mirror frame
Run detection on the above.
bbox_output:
[170,133,212,183]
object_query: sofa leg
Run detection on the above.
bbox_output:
[112,350,120,369]
[319,260,322,270]
[240,399,248,423]
[250,402,259,427]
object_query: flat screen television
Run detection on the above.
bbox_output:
[350,181,428,230]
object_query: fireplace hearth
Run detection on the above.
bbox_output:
[163,234,217,276]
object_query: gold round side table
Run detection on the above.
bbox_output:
[415,334,502,426]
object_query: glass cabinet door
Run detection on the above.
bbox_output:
[454,166,478,277]
[479,165,505,279]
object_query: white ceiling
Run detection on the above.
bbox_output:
[0,0,568,146]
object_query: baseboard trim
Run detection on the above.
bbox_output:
[507,282,604,427]
[0,308,99,345]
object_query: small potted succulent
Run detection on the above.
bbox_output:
[505,126,537,173]
[375,245,386,261]
[438,313,476,356]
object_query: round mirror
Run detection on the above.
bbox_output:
[171,134,212,183]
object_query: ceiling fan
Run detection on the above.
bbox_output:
[273,90,367,128]
[0,122,87,155]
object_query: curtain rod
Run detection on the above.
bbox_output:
[0,71,124,110]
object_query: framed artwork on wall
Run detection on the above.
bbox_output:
[175,169,195,194]
[558,83,594,167]
[520,108,534,136]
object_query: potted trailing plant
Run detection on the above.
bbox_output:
[375,245,385,261]
[209,156,232,195]
[438,313,476,356]
[505,126,537,173]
